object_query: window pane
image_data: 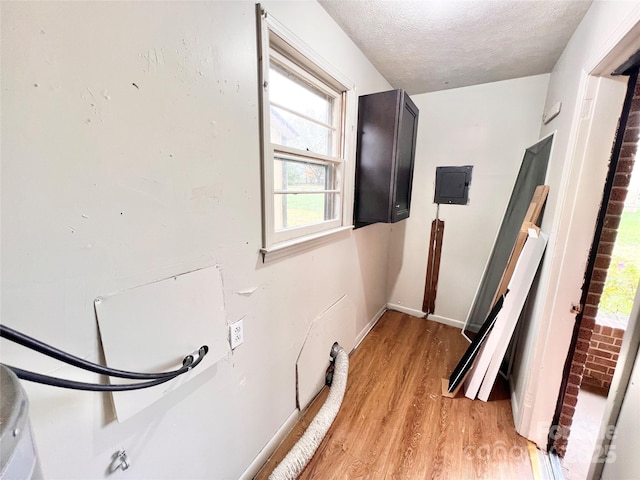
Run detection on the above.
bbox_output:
[274,156,336,230]
[274,193,338,230]
[270,105,332,155]
[274,158,330,192]
[269,63,331,124]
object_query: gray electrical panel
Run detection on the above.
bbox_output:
[434,166,473,205]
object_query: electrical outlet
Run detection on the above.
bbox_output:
[230,319,244,349]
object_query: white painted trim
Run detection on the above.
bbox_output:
[273,218,344,244]
[274,145,344,165]
[386,303,425,319]
[510,387,520,427]
[352,305,386,352]
[515,7,640,446]
[386,303,467,329]
[516,74,615,444]
[257,5,357,255]
[239,409,300,480]
[261,225,352,263]
[257,4,272,251]
[515,78,590,442]
[341,88,358,231]
[586,5,640,76]
[427,314,467,330]
[263,9,354,91]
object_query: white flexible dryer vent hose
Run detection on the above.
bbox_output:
[269,343,349,480]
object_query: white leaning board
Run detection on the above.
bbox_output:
[477,231,548,401]
[95,266,229,422]
[465,230,548,401]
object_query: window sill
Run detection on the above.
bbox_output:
[260,225,353,263]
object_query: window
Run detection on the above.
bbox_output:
[257,6,355,259]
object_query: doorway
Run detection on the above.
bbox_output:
[551,69,640,479]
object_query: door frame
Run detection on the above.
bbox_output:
[512,8,640,447]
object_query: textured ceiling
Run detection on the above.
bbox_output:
[319,0,592,94]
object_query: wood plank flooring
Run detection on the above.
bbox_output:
[255,311,533,479]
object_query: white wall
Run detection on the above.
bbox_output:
[510,1,640,446]
[387,75,549,325]
[0,1,392,478]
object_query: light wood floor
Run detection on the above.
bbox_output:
[255,311,533,480]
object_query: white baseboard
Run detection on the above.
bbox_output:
[352,305,386,352]
[239,409,300,480]
[426,314,465,329]
[385,303,465,330]
[385,303,425,318]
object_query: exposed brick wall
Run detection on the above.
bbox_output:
[552,75,639,458]
[583,324,624,391]
[552,318,594,457]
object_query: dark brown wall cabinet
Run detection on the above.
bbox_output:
[354,89,419,227]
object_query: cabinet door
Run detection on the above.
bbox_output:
[354,91,398,224]
[354,89,419,226]
[392,97,419,222]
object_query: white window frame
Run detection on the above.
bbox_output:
[257,6,356,261]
